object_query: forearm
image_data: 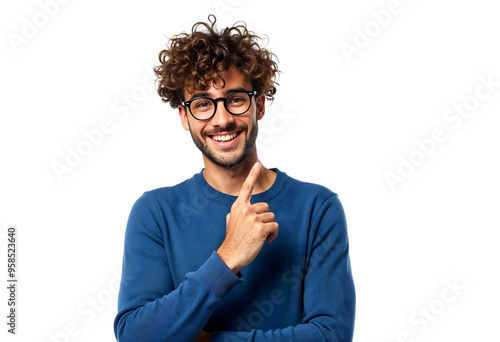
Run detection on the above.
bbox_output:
[208,195,356,342]
[210,318,354,342]
[114,252,242,342]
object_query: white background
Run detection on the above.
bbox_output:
[1,0,499,341]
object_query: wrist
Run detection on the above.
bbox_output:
[216,248,242,274]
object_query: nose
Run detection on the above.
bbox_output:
[211,99,235,127]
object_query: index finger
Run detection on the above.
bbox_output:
[237,162,261,203]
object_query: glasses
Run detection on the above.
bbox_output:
[182,90,257,121]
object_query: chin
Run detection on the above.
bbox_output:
[205,151,248,168]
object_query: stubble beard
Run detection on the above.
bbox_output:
[188,121,258,168]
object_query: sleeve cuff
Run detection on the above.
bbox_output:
[189,251,243,299]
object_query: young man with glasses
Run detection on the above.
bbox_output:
[114,16,355,342]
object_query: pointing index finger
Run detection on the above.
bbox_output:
[237,162,261,203]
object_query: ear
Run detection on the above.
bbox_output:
[256,94,266,120]
[178,105,190,131]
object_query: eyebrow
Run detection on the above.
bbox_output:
[188,87,250,100]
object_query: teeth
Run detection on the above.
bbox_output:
[212,132,238,142]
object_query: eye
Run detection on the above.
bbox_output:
[227,94,247,106]
[192,99,213,111]
[194,100,209,108]
[230,97,244,103]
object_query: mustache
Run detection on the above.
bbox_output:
[204,124,245,136]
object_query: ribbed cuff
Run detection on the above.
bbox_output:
[192,251,243,299]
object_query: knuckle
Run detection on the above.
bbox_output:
[256,222,265,234]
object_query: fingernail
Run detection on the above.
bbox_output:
[254,162,260,169]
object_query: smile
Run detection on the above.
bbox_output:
[208,131,242,142]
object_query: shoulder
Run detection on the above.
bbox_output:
[142,172,200,202]
[278,170,347,235]
[275,169,345,219]
[146,177,193,199]
[129,171,201,214]
[281,169,339,202]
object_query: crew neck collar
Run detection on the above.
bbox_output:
[193,168,287,206]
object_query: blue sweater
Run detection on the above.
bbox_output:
[114,168,355,341]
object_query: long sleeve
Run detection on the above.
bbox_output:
[209,194,356,342]
[113,192,242,342]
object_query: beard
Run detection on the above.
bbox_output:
[188,120,258,168]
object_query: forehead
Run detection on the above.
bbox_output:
[183,66,252,99]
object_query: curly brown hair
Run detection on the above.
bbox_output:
[154,15,280,109]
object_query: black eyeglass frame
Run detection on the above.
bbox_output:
[181,90,257,121]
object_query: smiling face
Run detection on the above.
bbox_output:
[178,67,265,168]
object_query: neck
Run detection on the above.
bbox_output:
[202,151,276,196]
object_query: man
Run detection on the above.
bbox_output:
[114,15,355,342]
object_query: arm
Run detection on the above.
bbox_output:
[113,192,242,342]
[210,194,356,341]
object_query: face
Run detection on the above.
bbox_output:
[178,67,265,168]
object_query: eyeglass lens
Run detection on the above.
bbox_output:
[190,92,251,120]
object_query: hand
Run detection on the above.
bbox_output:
[217,162,279,274]
[194,331,210,342]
